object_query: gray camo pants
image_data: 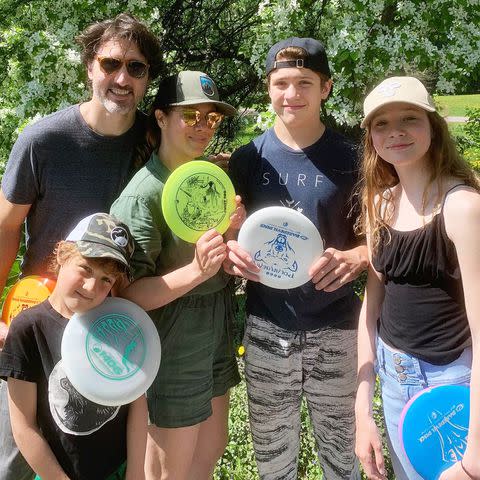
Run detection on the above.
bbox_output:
[0,380,35,480]
[244,315,360,480]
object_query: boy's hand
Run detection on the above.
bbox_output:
[223,240,260,281]
[309,245,368,292]
[208,152,231,172]
[193,229,227,279]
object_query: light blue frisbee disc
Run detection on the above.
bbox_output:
[399,384,470,480]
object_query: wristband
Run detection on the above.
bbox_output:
[461,459,479,480]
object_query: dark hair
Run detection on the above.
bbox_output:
[134,103,173,167]
[75,13,163,80]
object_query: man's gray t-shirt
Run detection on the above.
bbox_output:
[1,104,145,276]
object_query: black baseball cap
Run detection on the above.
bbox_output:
[265,37,331,78]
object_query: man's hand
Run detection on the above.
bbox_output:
[309,245,368,292]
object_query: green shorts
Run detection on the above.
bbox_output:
[35,461,126,480]
[147,285,240,427]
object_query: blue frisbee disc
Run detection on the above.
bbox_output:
[399,384,470,480]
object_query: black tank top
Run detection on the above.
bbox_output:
[372,185,471,364]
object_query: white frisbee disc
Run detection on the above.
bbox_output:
[238,206,324,289]
[61,297,161,406]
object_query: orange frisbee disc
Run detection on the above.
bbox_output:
[2,276,56,325]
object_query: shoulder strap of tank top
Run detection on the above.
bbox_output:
[441,183,465,212]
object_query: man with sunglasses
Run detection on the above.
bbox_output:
[0,13,161,480]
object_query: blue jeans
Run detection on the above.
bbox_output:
[376,336,471,480]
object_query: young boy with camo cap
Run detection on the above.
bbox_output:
[0,213,147,480]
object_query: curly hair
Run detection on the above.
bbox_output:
[49,241,127,279]
[75,13,163,80]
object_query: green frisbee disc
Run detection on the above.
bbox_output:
[162,160,236,243]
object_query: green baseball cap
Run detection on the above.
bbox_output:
[154,70,236,116]
[66,213,134,273]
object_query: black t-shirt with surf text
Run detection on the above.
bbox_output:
[230,127,361,331]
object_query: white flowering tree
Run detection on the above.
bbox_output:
[1,0,479,167]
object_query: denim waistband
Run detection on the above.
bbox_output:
[376,336,471,389]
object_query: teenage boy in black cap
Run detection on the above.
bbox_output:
[226,38,367,479]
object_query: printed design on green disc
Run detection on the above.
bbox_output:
[175,172,228,231]
[86,313,146,381]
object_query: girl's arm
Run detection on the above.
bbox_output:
[355,240,386,480]
[441,188,480,480]
[120,228,226,311]
[7,378,70,480]
[125,395,148,480]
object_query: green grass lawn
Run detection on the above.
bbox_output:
[435,94,480,117]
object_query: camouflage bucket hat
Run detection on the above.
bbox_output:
[66,213,134,273]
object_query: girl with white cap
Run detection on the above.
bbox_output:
[355,76,480,480]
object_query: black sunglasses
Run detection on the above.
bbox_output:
[96,56,149,79]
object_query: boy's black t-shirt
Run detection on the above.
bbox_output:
[0,300,129,480]
[230,127,361,331]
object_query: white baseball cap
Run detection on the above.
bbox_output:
[361,76,436,128]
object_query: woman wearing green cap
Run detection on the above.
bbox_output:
[111,71,242,479]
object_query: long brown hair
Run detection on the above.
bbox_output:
[134,102,174,167]
[355,110,480,251]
